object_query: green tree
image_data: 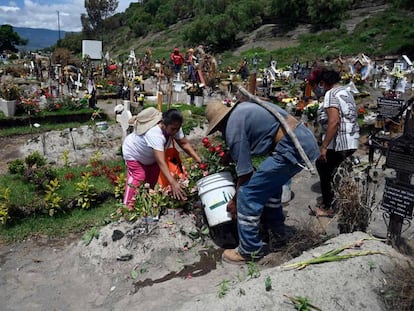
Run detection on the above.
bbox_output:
[270,0,307,28]
[81,0,119,34]
[307,0,352,30]
[391,0,414,10]
[0,24,28,53]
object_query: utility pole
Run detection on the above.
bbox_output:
[57,11,61,42]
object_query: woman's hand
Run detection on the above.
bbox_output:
[170,180,187,201]
[319,146,327,161]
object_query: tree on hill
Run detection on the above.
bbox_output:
[81,0,119,35]
[0,24,28,53]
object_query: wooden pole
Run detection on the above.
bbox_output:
[248,73,257,95]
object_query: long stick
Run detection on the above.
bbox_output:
[238,86,316,174]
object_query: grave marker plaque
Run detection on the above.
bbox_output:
[381,177,414,220]
[386,135,414,174]
[377,97,405,119]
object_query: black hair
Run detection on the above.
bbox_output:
[308,66,341,86]
[320,68,341,85]
[162,109,183,126]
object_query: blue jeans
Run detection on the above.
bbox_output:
[236,124,319,257]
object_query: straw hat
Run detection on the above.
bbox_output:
[205,100,237,135]
[134,107,162,135]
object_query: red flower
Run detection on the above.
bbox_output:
[209,146,215,153]
[218,151,225,158]
[215,146,222,152]
[202,137,211,147]
[199,163,208,170]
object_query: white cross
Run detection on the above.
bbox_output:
[75,73,82,92]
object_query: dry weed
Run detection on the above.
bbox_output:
[381,260,414,311]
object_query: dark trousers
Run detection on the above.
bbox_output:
[315,149,355,209]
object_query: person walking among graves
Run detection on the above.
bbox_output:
[238,57,249,80]
[205,97,319,264]
[307,66,360,217]
[186,48,198,82]
[122,108,201,208]
[170,47,185,79]
[87,77,97,109]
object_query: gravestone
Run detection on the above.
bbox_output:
[381,102,414,244]
[377,97,405,120]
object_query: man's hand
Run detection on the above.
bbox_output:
[227,199,237,220]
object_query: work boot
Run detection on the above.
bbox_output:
[222,248,265,265]
[222,249,247,265]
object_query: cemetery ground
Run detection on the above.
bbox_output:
[0,100,413,310]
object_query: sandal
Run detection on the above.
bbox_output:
[315,207,335,218]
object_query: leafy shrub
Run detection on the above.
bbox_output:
[0,187,11,224]
[25,151,46,168]
[8,159,25,175]
[24,167,58,191]
[76,172,97,209]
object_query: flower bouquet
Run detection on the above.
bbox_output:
[303,101,319,122]
[185,137,235,186]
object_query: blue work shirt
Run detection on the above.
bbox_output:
[223,101,319,177]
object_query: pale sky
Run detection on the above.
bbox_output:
[0,0,133,32]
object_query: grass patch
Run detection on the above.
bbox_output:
[0,199,117,244]
[0,121,93,137]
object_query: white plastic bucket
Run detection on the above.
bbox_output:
[196,171,235,227]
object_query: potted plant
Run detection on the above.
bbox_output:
[0,80,20,117]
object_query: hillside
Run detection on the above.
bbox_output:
[97,1,414,68]
[14,27,66,51]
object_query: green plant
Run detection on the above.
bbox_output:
[44,178,63,216]
[25,166,58,191]
[284,295,322,311]
[114,173,126,202]
[282,238,385,270]
[76,172,97,209]
[217,279,230,298]
[61,150,71,167]
[88,151,103,166]
[82,226,99,245]
[265,276,272,292]
[25,151,46,168]
[246,256,261,279]
[8,159,25,175]
[0,187,11,224]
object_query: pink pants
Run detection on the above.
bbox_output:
[123,160,160,207]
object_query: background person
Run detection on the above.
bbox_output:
[170,47,185,79]
[122,107,201,208]
[205,99,319,264]
[307,66,360,217]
